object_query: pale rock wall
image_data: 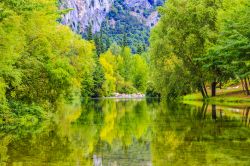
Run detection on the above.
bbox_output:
[60,0,114,33]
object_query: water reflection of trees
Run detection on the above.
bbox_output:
[77,99,153,165]
[0,100,249,166]
[242,107,249,127]
[0,99,153,165]
[151,103,250,166]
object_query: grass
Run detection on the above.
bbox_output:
[183,86,250,107]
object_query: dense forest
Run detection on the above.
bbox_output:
[150,0,250,99]
[0,0,149,123]
[0,0,250,118]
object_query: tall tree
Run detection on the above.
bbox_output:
[150,0,221,98]
[202,0,250,96]
[86,23,93,41]
[122,32,128,48]
[0,0,96,109]
[217,0,250,95]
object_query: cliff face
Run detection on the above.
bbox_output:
[60,0,164,50]
[60,0,114,33]
[124,0,160,28]
[120,0,164,28]
[60,0,164,33]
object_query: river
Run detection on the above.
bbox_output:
[0,99,249,165]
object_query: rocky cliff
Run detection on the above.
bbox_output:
[60,0,164,50]
[60,0,114,33]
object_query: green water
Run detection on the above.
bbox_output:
[0,99,250,166]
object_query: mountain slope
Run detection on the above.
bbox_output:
[60,0,164,51]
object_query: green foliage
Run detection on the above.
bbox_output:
[146,82,161,98]
[91,58,105,97]
[86,24,93,40]
[0,101,47,130]
[99,50,117,96]
[131,55,149,92]
[197,0,250,95]
[9,101,46,119]
[93,0,158,53]
[196,0,248,83]
[100,46,149,96]
[205,0,250,79]
[0,0,96,113]
[149,0,250,99]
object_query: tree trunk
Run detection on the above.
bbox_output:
[211,81,217,97]
[212,104,216,120]
[245,107,249,126]
[204,103,208,118]
[199,103,208,119]
[241,79,246,94]
[199,84,206,98]
[203,82,208,97]
[244,78,250,95]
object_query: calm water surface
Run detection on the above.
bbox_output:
[1,99,250,166]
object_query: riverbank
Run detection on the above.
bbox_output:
[183,88,250,107]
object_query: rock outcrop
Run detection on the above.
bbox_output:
[60,0,114,33]
[60,0,164,34]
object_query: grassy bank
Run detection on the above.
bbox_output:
[183,87,250,107]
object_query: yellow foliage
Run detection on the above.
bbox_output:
[100,51,118,95]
